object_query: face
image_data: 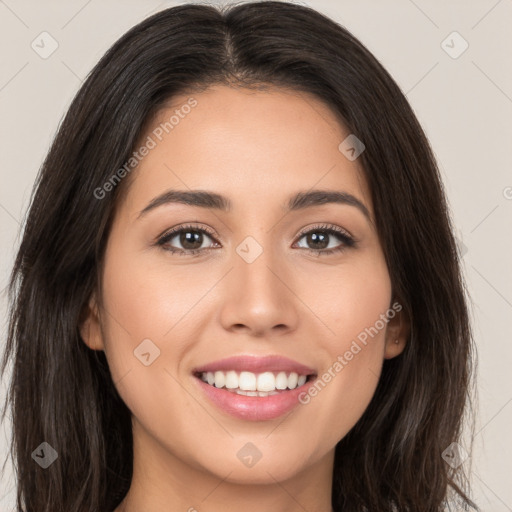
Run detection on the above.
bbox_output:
[81,85,407,489]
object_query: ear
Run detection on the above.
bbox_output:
[383,302,410,360]
[79,293,105,351]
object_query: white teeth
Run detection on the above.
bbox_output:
[257,372,276,392]
[275,371,288,390]
[214,371,225,388]
[239,371,256,391]
[226,388,280,397]
[199,370,310,392]
[287,372,298,389]
[225,371,238,389]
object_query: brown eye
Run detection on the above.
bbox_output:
[302,231,330,250]
[157,225,219,255]
[176,230,205,250]
[295,225,355,255]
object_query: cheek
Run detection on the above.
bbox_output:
[97,240,211,409]
[97,248,208,446]
[304,247,392,347]
[298,252,391,440]
[100,236,211,350]
[300,329,387,450]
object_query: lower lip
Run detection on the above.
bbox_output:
[194,376,316,421]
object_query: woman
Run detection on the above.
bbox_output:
[1,2,478,511]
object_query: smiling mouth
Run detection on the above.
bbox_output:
[193,370,317,397]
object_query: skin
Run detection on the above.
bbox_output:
[80,85,409,512]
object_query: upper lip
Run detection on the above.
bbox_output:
[193,355,317,376]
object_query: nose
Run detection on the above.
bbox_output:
[218,240,300,338]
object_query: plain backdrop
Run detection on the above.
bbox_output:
[1,0,511,510]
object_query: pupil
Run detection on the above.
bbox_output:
[308,232,328,249]
[181,231,202,249]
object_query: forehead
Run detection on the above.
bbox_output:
[119,85,372,218]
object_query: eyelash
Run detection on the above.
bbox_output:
[155,223,356,257]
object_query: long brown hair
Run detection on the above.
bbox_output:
[1,2,478,510]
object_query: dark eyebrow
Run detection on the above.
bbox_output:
[137,190,231,219]
[137,188,370,221]
[287,190,370,220]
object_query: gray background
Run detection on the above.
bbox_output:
[1,0,511,510]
